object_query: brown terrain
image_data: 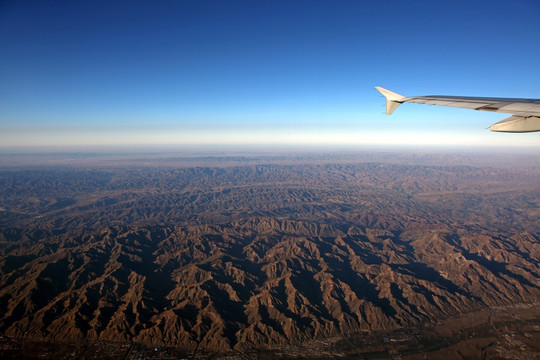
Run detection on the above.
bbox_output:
[0,150,539,359]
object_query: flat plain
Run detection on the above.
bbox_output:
[0,149,539,359]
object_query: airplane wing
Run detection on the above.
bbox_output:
[375,86,540,133]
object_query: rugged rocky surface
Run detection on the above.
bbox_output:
[0,151,539,354]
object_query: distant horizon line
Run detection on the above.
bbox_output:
[1,143,539,154]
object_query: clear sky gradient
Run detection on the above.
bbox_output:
[1,0,539,148]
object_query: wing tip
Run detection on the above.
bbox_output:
[375,86,405,115]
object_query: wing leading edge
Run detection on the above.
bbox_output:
[375,86,540,133]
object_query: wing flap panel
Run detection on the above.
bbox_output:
[406,98,491,109]
[499,103,540,114]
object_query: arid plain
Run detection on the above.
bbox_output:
[0,150,539,359]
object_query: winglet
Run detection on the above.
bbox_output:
[375,86,406,115]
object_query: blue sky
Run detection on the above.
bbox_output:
[1,0,539,147]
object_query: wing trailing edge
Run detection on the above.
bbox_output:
[375,86,540,132]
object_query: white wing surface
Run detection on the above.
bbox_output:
[375,87,540,133]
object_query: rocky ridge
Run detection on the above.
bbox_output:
[0,153,539,352]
